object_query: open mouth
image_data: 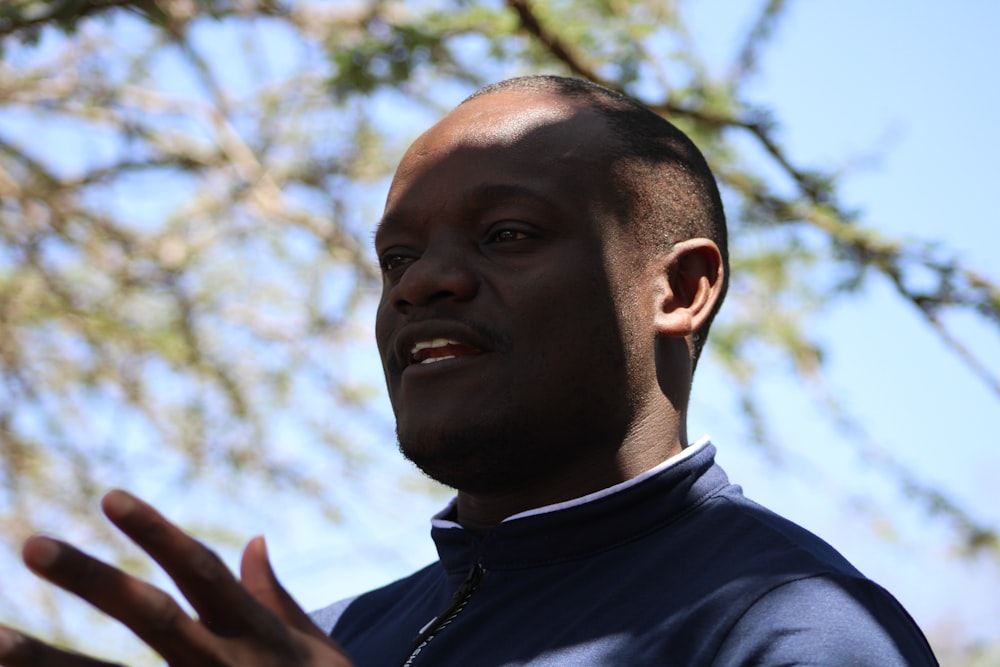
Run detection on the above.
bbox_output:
[411,338,483,365]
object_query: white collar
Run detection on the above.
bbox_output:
[431,436,712,530]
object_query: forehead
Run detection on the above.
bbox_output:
[398,92,616,183]
[380,91,620,226]
[418,91,589,149]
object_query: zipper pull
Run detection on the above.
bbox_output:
[413,562,486,643]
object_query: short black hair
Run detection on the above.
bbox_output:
[464,75,728,365]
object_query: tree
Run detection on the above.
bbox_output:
[0,0,996,662]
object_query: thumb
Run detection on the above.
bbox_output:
[240,536,328,640]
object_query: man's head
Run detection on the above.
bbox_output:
[466,76,729,359]
[374,76,727,500]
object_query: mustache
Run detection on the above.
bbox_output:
[385,316,511,374]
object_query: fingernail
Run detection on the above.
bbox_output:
[102,489,137,518]
[0,627,23,654]
[23,536,60,570]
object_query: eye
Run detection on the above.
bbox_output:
[379,252,413,272]
[488,228,530,243]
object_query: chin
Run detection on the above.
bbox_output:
[396,422,548,494]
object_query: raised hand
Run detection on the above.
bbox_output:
[0,490,354,666]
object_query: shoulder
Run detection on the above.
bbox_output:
[711,573,939,666]
[310,561,448,638]
[703,490,864,577]
[681,488,938,664]
[309,595,357,635]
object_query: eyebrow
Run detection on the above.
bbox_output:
[375,183,558,245]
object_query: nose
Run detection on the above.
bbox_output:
[389,248,478,310]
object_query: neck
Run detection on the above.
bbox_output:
[455,412,685,533]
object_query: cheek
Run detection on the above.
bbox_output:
[534,283,628,367]
[374,291,392,337]
[374,301,395,368]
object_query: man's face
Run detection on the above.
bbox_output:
[374,91,654,492]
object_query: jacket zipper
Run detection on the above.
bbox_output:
[402,562,486,666]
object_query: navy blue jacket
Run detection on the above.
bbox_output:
[313,441,938,665]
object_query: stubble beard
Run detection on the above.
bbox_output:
[396,413,548,494]
[395,386,633,496]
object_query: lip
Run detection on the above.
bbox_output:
[391,320,494,372]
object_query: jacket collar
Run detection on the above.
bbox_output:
[430,439,730,572]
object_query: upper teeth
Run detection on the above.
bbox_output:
[411,338,460,355]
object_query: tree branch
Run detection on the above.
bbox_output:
[505,0,610,87]
[0,0,138,41]
[730,0,790,84]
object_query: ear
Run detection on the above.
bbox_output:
[652,238,725,338]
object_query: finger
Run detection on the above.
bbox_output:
[239,537,330,641]
[0,626,122,667]
[18,539,214,665]
[99,490,277,637]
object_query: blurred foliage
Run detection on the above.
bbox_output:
[0,0,997,660]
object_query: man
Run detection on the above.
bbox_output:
[0,76,937,665]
